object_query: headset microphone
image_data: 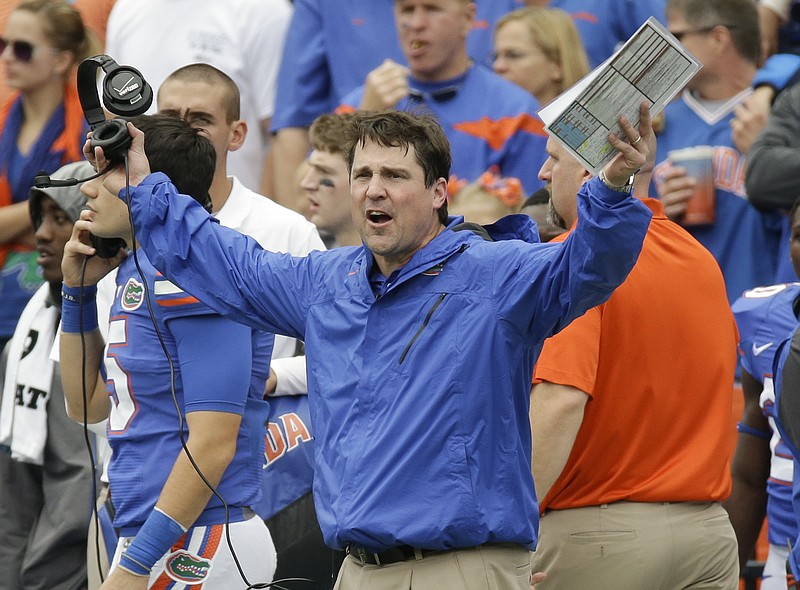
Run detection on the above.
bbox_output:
[33,166,108,189]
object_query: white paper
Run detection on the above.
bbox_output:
[539,16,702,174]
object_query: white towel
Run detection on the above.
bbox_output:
[0,284,56,465]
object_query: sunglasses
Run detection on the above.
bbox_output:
[0,38,57,62]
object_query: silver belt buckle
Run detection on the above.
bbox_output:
[356,547,368,564]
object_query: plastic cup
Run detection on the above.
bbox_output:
[667,146,715,226]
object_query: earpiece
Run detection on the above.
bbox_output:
[77,55,153,163]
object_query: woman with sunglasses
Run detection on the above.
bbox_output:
[0,0,96,353]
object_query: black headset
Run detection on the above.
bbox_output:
[34,55,153,190]
[77,54,153,162]
[34,55,153,258]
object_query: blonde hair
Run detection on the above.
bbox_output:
[15,0,101,65]
[495,7,590,95]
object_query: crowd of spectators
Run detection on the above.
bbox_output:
[6,0,800,589]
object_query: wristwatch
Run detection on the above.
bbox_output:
[598,169,635,194]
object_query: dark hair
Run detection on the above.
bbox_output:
[128,114,215,211]
[310,113,356,155]
[343,110,451,225]
[161,63,241,122]
[15,0,98,64]
[667,0,760,66]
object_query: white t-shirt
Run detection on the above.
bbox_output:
[105,0,292,189]
[215,178,324,394]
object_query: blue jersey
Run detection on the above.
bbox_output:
[339,64,547,195]
[549,0,666,68]
[271,0,524,130]
[652,90,785,303]
[255,395,315,521]
[772,325,800,578]
[104,254,272,535]
[733,283,800,548]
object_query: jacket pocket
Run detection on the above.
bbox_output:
[398,293,447,365]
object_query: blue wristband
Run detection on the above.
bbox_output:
[753,54,800,92]
[61,285,98,333]
[736,421,771,441]
[118,508,187,575]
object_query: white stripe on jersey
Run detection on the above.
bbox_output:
[153,280,183,296]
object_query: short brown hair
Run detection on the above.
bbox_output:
[309,113,356,155]
[161,63,241,123]
[667,0,760,66]
[343,110,451,225]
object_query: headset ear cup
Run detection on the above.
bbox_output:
[91,119,132,163]
[101,64,153,117]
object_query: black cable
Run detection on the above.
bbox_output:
[78,258,105,585]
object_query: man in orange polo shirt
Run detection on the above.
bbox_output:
[529,120,740,589]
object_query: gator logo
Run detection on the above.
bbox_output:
[165,549,211,584]
[421,263,444,276]
[121,277,144,311]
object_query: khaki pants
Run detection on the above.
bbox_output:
[334,543,531,590]
[532,501,738,590]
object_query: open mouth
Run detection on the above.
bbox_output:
[367,210,393,225]
[408,39,427,56]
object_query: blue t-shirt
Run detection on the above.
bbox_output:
[733,283,800,547]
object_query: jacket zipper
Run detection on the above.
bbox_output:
[398,293,447,365]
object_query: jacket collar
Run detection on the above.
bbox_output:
[347,213,540,296]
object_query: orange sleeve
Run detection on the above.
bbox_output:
[532,305,602,397]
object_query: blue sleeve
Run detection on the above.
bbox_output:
[170,313,252,415]
[271,0,333,130]
[492,176,652,341]
[127,173,310,339]
[732,297,761,378]
[773,334,800,579]
[753,54,800,92]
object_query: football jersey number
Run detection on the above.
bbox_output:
[106,317,138,432]
[743,284,788,299]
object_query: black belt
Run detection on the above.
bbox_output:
[346,544,439,566]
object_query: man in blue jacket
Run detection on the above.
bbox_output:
[75,107,652,589]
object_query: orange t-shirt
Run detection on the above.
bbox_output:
[533,198,738,511]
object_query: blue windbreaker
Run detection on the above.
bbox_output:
[126,173,652,552]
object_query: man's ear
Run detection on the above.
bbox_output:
[433,177,448,209]
[227,120,247,153]
[462,1,477,38]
